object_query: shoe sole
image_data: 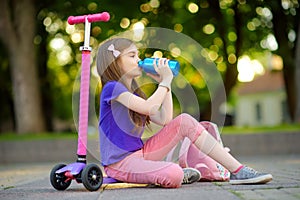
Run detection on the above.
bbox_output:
[229,174,273,185]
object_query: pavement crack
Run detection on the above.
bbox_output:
[2,185,15,190]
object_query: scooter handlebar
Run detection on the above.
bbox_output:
[88,12,110,23]
[68,12,110,25]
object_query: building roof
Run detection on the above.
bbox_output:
[237,71,284,95]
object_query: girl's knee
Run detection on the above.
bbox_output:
[177,113,192,120]
[173,113,192,125]
[160,164,183,188]
[176,113,197,125]
[174,113,204,142]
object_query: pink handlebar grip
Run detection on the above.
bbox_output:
[88,12,110,23]
[68,12,110,25]
[68,16,85,25]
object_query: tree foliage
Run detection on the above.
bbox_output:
[0,0,299,133]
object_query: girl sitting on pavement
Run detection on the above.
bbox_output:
[97,37,273,188]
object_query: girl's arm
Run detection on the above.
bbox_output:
[149,89,173,125]
[115,85,169,121]
[116,58,174,126]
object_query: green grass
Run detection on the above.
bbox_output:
[221,123,300,135]
[1,123,299,141]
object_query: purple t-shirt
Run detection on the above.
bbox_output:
[99,81,144,166]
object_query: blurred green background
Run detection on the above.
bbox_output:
[0,0,299,135]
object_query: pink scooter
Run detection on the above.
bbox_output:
[50,12,110,192]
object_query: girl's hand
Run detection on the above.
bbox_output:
[153,58,173,81]
[153,58,173,91]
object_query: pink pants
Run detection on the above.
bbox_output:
[105,113,205,188]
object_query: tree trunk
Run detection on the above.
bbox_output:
[295,19,300,123]
[201,0,240,125]
[271,0,297,121]
[0,0,46,133]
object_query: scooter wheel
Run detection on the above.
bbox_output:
[81,163,103,191]
[50,164,72,190]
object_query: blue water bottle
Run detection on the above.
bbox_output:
[138,58,180,76]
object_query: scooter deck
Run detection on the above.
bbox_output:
[103,177,122,184]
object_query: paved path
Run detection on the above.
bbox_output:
[0,155,299,200]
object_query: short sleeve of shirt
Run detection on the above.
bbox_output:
[102,81,128,105]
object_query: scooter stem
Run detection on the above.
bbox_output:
[77,49,91,157]
[67,13,110,158]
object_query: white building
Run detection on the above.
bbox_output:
[235,71,289,126]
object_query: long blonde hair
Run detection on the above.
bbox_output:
[97,38,150,128]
